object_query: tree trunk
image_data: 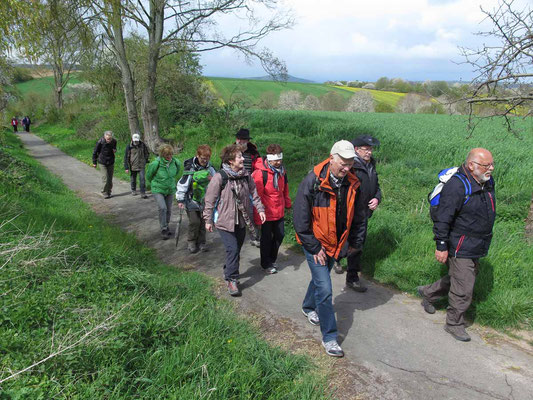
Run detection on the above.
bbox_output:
[53,60,63,109]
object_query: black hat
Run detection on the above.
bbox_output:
[236,128,252,140]
[351,135,380,147]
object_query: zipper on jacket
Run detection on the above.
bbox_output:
[488,192,495,212]
[455,235,465,257]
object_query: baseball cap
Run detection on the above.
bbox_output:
[132,133,140,142]
[351,135,380,147]
[330,140,356,159]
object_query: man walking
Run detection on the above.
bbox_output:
[418,148,496,342]
[92,131,117,199]
[294,140,366,357]
[124,133,149,198]
[235,128,261,174]
[336,135,382,293]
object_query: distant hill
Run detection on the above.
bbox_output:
[246,75,315,83]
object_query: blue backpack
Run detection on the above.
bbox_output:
[428,167,472,222]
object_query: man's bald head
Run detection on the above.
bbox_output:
[466,148,494,184]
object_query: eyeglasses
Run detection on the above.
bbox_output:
[357,147,373,153]
[472,161,495,169]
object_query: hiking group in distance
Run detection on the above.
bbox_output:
[91,128,496,357]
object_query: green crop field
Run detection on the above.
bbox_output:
[15,75,82,96]
[208,77,352,105]
[333,86,406,107]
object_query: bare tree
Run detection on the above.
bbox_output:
[345,91,375,112]
[460,0,532,130]
[91,0,292,152]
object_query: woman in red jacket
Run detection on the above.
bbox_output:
[252,144,292,274]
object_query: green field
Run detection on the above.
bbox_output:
[0,129,327,398]
[208,77,352,105]
[333,86,406,107]
[15,75,82,96]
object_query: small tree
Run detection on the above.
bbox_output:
[375,77,390,90]
[302,94,321,111]
[278,90,301,110]
[345,91,374,112]
[320,91,346,111]
[396,93,431,114]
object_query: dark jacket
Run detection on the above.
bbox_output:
[352,155,382,218]
[293,158,367,259]
[433,164,496,259]
[242,142,262,174]
[92,137,117,166]
[176,157,216,211]
[124,141,149,171]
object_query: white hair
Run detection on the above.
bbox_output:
[104,130,113,138]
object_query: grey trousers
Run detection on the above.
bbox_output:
[422,257,480,326]
[187,210,206,244]
[153,193,173,231]
[100,164,114,194]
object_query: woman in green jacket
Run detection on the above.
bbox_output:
[146,144,182,239]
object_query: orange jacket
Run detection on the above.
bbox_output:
[293,158,365,259]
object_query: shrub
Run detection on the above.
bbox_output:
[12,67,34,83]
[396,93,431,114]
[278,90,302,110]
[375,102,395,113]
[345,91,375,113]
[320,91,346,111]
[302,95,321,111]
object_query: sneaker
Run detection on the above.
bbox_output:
[161,229,170,240]
[188,242,198,254]
[227,280,241,297]
[166,230,173,237]
[417,286,436,314]
[141,193,148,199]
[131,190,137,196]
[198,243,209,252]
[104,193,112,199]
[263,266,278,274]
[444,324,471,342]
[345,280,367,293]
[302,309,320,326]
[250,239,260,247]
[322,340,344,357]
[334,261,344,274]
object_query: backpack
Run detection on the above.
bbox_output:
[428,167,471,221]
[191,169,210,203]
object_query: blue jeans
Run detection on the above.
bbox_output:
[302,247,337,343]
[130,169,146,193]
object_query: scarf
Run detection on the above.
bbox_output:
[266,160,285,190]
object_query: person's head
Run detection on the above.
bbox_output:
[265,144,283,168]
[235,128,251,145]
[159,144,174,161]
[466,148,494,184]
[329,140,355,178]
[103,130,113,143]
[351,135,380,163]
[132,133,140,145]
[221,144,244,172]
[196,144,212,167]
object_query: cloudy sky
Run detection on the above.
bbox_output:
[199,0,526,82]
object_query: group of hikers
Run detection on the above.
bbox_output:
[92,128,496,357]
[11,116,31,132]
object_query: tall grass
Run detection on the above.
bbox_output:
[0,130,327,398]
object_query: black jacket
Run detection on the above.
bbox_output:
[352,155,382,218]
[433,165,496,258]
[92,137,117,166]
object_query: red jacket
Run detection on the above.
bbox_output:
[252,160,291,225]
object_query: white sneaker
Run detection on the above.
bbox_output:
[302,309,320,326]
[322,340,344,357]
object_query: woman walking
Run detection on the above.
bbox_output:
[252,144,291,274]
[204,144,266,296]
[146,144,182,240]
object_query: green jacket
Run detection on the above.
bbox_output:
[146,156,182,195]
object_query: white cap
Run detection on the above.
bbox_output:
[330,140,356,159]
[132,134,140,142]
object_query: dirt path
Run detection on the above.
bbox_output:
[18,132,532,400]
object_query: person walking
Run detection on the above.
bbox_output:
[203,144,266,296]
[418,148,496,342]
[11,117,18,133]
[146,144,182,240]
[235,128,261,174]
[176,144,216,253]
[92,130,117,199]
[294,140,366,357]
[124,133,150,198]
[21,116,31,132]
[252,144,291,275]
[336,135,382,293]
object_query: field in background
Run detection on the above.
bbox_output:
[333,86,406,107]
[15,75,81,96]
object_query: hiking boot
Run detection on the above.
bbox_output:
[263,266,278,275]
[250,239,260,247]
[188,242,198,254]
[322,340,344,357]
[444,324,471,342]
[227,280,241,297]
[161,229,170,240]
[131,190,137,196]
[334,261,344,274]
[345,279,367,293]
[104,193,112,199]
[198,243,209,252]
[302,309,320,326]
[166,230,173,237]
[141,193,148,199]
[417,286,436,314]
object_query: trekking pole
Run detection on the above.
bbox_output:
[175,207,184,247]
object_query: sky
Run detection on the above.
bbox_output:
[198,0,526,83]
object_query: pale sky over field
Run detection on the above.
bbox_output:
[199,0,529,82]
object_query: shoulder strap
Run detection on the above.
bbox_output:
[454,173,472,205]
[219,169,229,191]
[262,170,268,187]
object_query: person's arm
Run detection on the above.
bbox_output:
[293,173,322,255]
[145,159,158,182]
[143,143,150,164]
[176,171,192,203]
[251,170,265,200]
[203,173,222,230]
[112,139,117,153]
[92,140,101,166]
[283,174,292,209]
[249,175,266,223]
[433,178,464,262]
[348,186,368,250]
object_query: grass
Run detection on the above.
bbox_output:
[0,129,328,398]
[15,75,82,96]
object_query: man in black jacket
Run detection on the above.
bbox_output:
[418,148,496,342]
[337,135,382,292]
[92,131,117,199]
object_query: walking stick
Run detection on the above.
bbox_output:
[175,207,184,247]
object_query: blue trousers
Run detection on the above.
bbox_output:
[302,247,337,343]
